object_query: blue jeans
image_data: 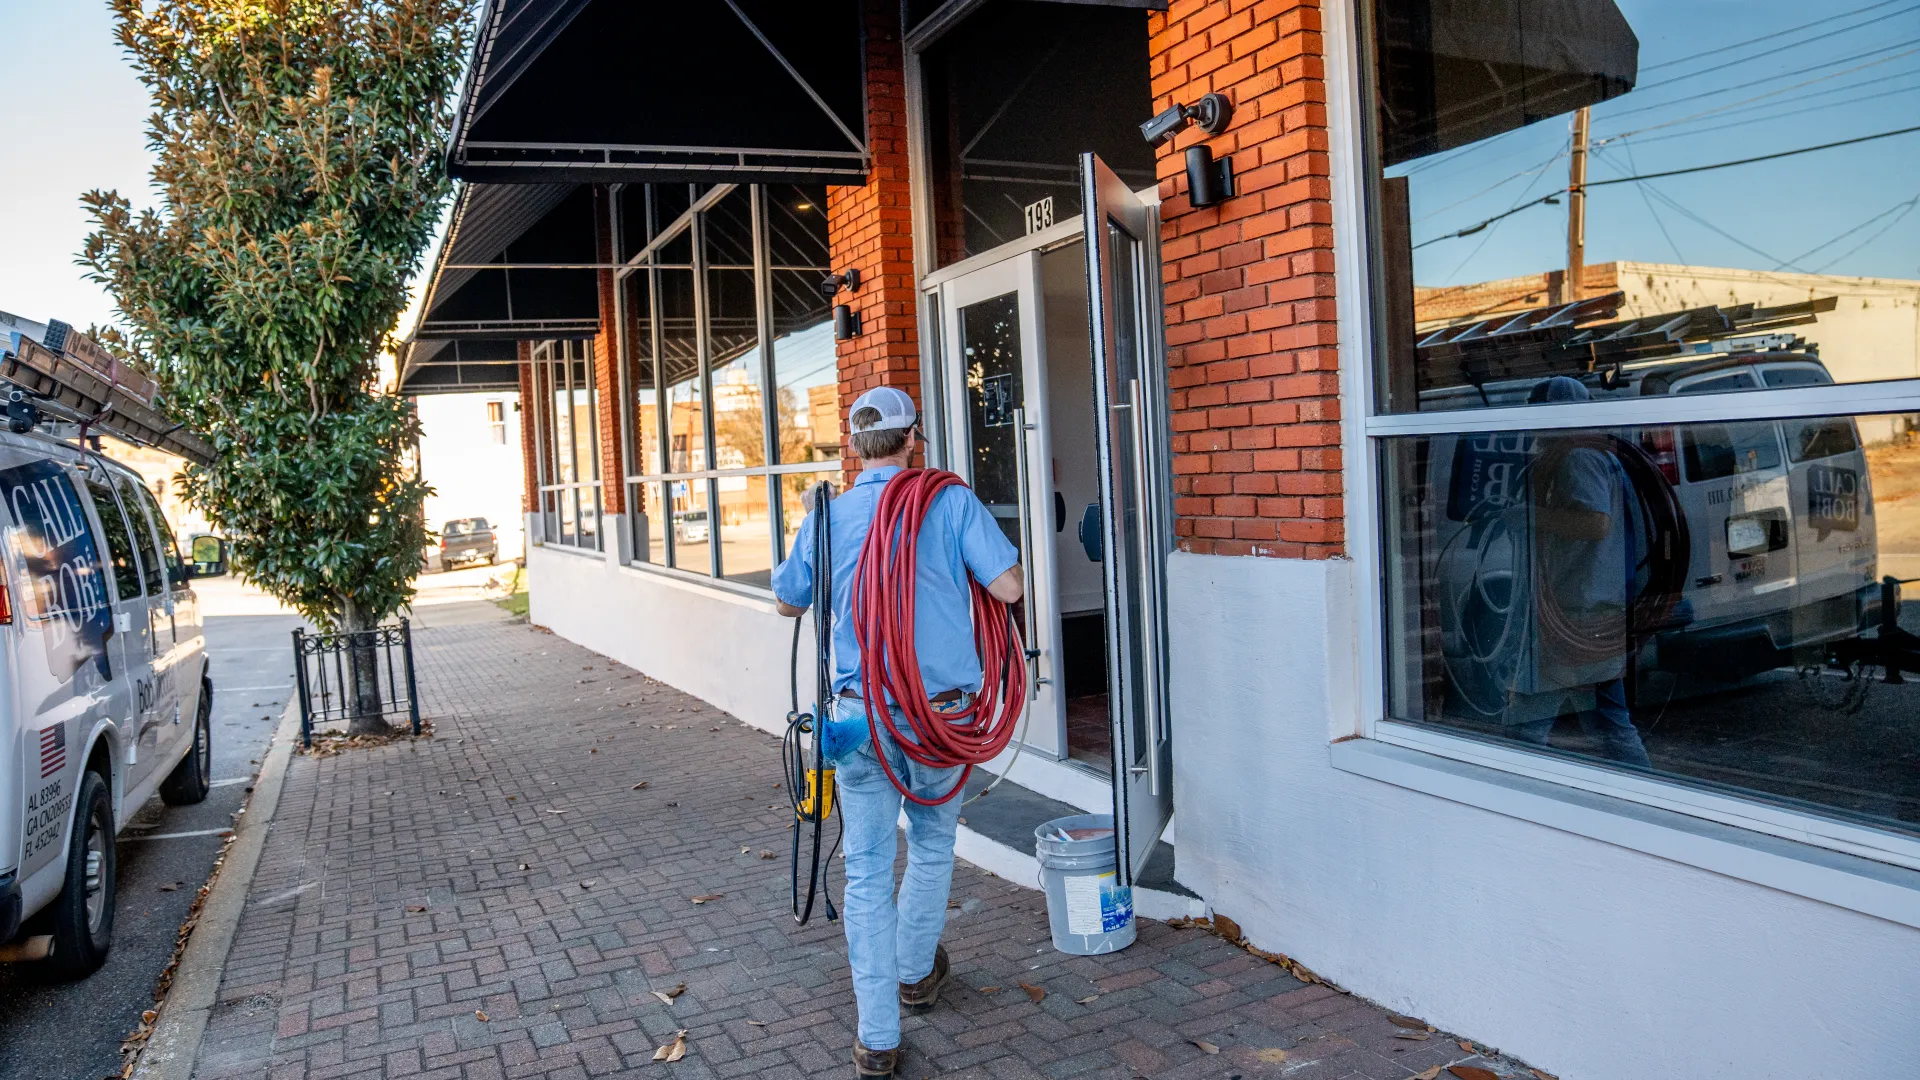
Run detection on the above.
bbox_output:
[831,697,966,1051]
[1511,678,1652,767]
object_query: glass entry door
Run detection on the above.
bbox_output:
[933,252,1068,760]
[1080,153,1174,884]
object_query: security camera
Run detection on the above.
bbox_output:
[1140,92,1234,148]
[820,268,861,299]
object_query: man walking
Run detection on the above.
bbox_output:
[772,386,1023,1077]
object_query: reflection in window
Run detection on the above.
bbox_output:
[780,470,845,561]
[531,340,602,551]
[1371,0,1920,419]
[669,478,712,575]
[720,475,773,586]
[1381,411,1920,831]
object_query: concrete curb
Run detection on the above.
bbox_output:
[130,700,303,1080]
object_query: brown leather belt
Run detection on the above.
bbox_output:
[841,688,964,703]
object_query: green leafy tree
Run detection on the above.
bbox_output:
[82,0,468,732]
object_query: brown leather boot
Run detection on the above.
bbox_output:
[853,1039,898,1076]
[898,943,950,1014]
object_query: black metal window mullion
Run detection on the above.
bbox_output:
[692,188,721,579]
[611,183,636,561]
[751,184,784,568]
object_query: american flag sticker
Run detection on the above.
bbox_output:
[39,724,66,779]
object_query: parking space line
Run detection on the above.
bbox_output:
[121,828,233,841]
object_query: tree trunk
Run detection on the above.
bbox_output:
[342,597,393,737]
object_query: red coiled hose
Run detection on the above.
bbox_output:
[852,468,1026,805]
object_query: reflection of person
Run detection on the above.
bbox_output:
[1512,376,1651,768]
[771,386,1024,1078]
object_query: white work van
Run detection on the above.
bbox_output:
[0,431,212,979]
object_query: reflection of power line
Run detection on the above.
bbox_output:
[1603,38,1920,120]
[1794,191,1920,272]
[1614,78,1920,148]
[1639,0,1907,72]
[1588,144,1805,271]
[1621,142,1686,263]
[1598,50,1920,144]
[1635,3,1920,92]
[1412,142,1567,225]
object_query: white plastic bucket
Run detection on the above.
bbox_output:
[1034,813,1135,954]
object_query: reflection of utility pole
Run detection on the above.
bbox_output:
[1566,106,1590,302]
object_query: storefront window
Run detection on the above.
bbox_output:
[1364,1,1920,843]
[617,183,838,586]
[920,0,1154,267]
[1369,0,1920,416]
[530,339,602,551]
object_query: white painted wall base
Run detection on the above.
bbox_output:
[1164,549,1920,1080]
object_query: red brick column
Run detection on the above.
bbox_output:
[591,184,626,515]
[517,344,539,515]
[826,0,919,481]
[1151,0,1343,559]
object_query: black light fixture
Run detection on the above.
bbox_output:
[1185,145,1235,209]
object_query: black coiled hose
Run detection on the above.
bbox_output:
[784,483,840,924]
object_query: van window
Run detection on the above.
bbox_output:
[1783,417,1860,462]
[134,483,186,590]
[112,473,166,594]
[1674,371,1757,395]
[1762,366,1830,388]
[86,474,145,602]
[1681,422,1781,483]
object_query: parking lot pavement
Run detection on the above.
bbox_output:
[0,579,301,1080]
[188,615,1537,1080]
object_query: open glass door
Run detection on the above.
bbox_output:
[1081,153,1174,884]
[933,252,1069,760]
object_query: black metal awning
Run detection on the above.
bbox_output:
[449,0,868,184]
[1376,0,1640,166]
[397,182,600,395]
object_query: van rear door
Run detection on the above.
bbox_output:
[121,476,192,775]
[1781,415,1877,646]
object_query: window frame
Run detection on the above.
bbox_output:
[1327,0,1920,870]
[529,338,604,552]
[612,182,841,589]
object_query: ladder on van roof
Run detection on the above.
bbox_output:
[1414,293,1840,396]
[0,322,213,465]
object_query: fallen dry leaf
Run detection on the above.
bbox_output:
[1255,1048,1289,1063]
[1018,982,1045,1003]
[648,982,689,1006]
[690,894,723,904]
[1388,1013,1426,1029]
[579,881,594,890]
[516,863,531,871]
[1075,995,1100,1004]
[1449,1068,1498,1080]
[142,1009,157,1024]
[1413,1068,1443,1080]
[632,781,649,790]
[405,905,427,913]
[746,1019,767,1027]
[158,883,179,892]
[740,846,750,854]
[759,850,775,859]
[651,1030,688,1062]
[1191,1040,1220,1055]
[977,986,1001,994]
[474,1010,489,1022]
[1393,1032,1431,1041]
[543,808,569,815]
[1457,1041,1477,1054]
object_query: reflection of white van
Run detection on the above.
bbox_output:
[673,508,709,544]
[0,435,212,978]
[1426,353,1879,711]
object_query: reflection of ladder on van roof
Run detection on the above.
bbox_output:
[0,318,213,465]
[1414,291,1841,398]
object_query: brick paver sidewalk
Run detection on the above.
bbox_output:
[191,615,1531,1080]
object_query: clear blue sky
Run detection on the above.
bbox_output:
[0,1,156,332]
[1396,0,1920,288]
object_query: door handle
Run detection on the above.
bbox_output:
[1125,378,1164,798]
[1011,407,1043,697]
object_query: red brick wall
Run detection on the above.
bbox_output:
[517,344,538,516]
[1150,0,1344,559]
[826,0,920,481]
[591,184,625,515]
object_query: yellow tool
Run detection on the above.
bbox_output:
[797,766,836,820]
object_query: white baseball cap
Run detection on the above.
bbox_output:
[848,386,918,432]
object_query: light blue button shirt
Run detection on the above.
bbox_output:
[772,465,1020,701]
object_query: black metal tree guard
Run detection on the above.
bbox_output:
[292,619,422,747]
